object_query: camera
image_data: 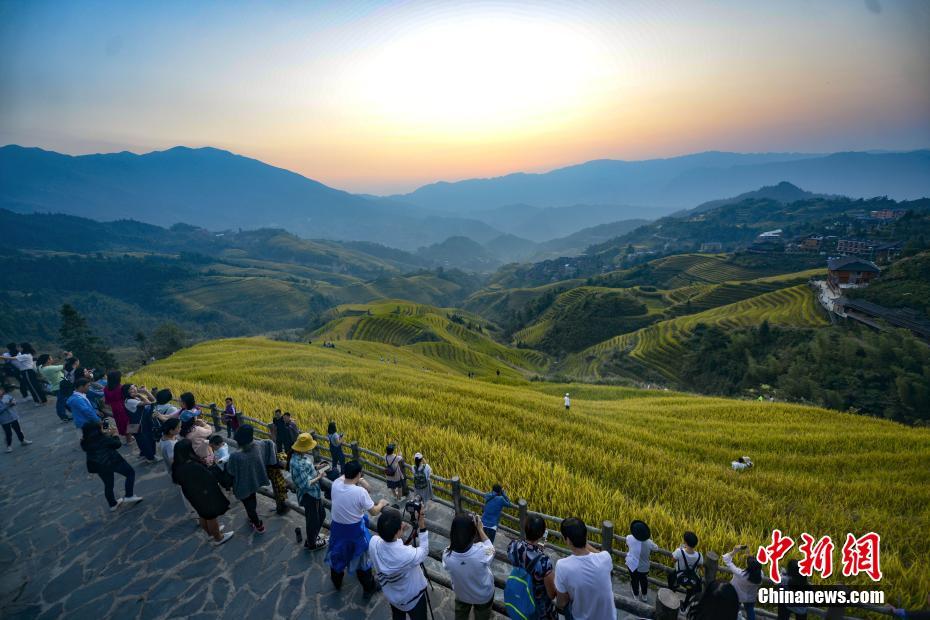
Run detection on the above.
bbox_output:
[102,419,110,430]
[404,495,423,521]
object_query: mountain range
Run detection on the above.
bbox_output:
[3,145,929,254]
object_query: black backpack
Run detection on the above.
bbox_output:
[674,551,703,591]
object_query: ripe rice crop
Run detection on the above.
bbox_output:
[134,337,930,607]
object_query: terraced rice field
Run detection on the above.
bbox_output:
[133,338,930,608]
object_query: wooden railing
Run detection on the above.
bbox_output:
[188,402,891,619]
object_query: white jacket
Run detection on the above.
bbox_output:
[369,532,429,612]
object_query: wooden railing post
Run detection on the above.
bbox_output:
[208,403,220,431]
[518,498,528,535]
[350,441,360,462]
[601,520,614,556]
[704,551,719,585]
[451,476,462,514]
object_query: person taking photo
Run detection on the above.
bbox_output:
[369,505,430,620]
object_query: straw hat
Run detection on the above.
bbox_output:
[291,433,317,453]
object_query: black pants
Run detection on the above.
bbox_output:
[483,526,497,542]
[2,420,24,446]
[391,592,428,620]
[20,369,46,403]
[299,494,325,546]
[98,460,135,507]
[330,567,377,593]
[241,493,262,526]
[629,568,649,596]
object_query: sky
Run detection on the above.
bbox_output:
[1,0,929,194]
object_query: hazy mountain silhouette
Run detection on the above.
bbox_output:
[0,145,501,250]
[687,181,824,214]
[390,150,930,212]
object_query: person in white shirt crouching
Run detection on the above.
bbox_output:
[369,505,430,619]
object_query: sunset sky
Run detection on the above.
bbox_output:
[2,0,929,193]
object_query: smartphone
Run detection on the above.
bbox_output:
[102,420,110,430]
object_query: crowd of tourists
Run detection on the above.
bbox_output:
[5,342,928,620]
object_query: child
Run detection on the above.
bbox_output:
[1,383,33,452]
[222,397,239,438]
[626,520,659,602]
[210,434,230,466]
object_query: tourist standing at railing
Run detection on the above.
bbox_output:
[103,371,132,445]
[181,415,215,465]
[327,421,346,473]
[670,531,704,611]
[443,514,495,620]
[269,409,284,451]
[1,382,33,452]
[80,420,143,511]
[722,545,762,620]
[152,389,179,423]
[58,357,81,421]
[171,438,234,546]
[276,411,299,455]
[326,460,387,596]
[554,517,617,620]
[481,484,513,543]
[412,452,433,506]
[507,513,557,619]
[369,506,430,619]
[384,443,406,500]
[227,424,269,533]
[123,384,157,464]
[5,343,48,404]
[290,433,329,551]
[37,353,70,421]
[222,397,239,438]
[625,520,658,603]
[777,560,809,620]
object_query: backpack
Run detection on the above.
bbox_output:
[504,551,543,620]
[674,551,703,592]
[384,455,398,477]
[413,465,428,489]
[322,467,341,501]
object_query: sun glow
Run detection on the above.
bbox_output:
[351,14,613,140]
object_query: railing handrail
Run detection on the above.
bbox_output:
[171,401,891,618]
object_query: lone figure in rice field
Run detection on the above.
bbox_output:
[564,393,571,411]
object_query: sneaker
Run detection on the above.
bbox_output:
[20,440,32,446]
[122,495,144,505]
[639,594,648,603]
[251,522,266,534]
[109,498,125,512]
[4,446,11,453]
[213,531,234,546]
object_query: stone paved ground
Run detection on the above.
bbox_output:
[0,400,468,620]
[0,400,652,619]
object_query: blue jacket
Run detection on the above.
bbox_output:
[68,392,101,430]
[481,491,514,528]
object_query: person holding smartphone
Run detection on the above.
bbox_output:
[290,433,330,550]
[442,513,496,619]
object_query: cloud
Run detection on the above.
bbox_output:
[864,0,882,15]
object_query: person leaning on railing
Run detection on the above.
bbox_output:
[722,545,762,620]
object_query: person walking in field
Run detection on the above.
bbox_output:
[625,520,658,602]
[555,517,616,620]
[564,393,571,411]
[481,484,513,543]
[326,460,387,596]
[384,443,406,500]
[1,382,33,452]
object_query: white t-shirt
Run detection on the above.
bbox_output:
[673,547,703,571]
[564,396,571,407]
[330,477,374,524]
[554,552,616,620]
[442,539,496,604]
[160,437,177,476]
[11,353,35,371]
[125,398,142,413]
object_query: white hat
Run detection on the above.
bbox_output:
[565,393,570,396]
[414,452,423,459]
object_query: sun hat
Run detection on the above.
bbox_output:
[565,392,569,396]
[291,433,317,453]
[630,519,651,542]
[414,452,423,459]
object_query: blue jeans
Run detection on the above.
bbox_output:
[55,390,70,420]
[483,526,497,542]
[744,602,756,620]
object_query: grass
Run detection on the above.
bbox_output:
[133,337,930,608]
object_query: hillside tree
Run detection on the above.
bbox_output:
[58,304,115,370]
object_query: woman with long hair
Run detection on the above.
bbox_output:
[442,513,495,619]
[14,343,46,404]
[688,580,740,620]
[723,545,763,620]
[123,384,157,463]
[80,421,143,511]
[778,560,809,620]
[103,370,131,445]
[327,421,345,473]
[171,439,234,545]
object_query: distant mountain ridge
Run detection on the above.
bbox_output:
[390,150,930,212]
[0,145,501,251]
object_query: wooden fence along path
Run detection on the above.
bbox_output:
[192,402,891,619]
